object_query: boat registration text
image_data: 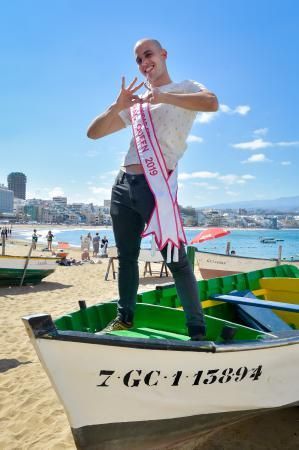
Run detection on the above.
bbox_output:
[97,365,263,388]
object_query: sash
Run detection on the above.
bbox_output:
[130,102,187,262]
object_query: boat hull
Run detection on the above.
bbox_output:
[23,319,299,450]
[71,408,275,450]
[196,251,299,279]
[0,255,57,285]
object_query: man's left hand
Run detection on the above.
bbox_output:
[142,87,166,104]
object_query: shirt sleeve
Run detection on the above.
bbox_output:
[185,80,208,93]
[118,109,131,127]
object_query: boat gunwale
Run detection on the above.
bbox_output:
[23,315,299,353]
[0,254,58,262]
[195,250,299,263]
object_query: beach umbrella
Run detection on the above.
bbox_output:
[57,242,70,249]
[190,227,230,244]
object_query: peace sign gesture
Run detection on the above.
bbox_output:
[115,77,144,111]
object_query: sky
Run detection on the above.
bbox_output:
[0,0,298,208]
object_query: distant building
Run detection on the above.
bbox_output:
[104,199,111,208]
[7,172,27,199]
[0,185,14,213]
[24,204,39,221]
[14,198,26,219]
[53,196,67,206]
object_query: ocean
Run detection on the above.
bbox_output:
[13,227,299,261]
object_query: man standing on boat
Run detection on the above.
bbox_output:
[87,38,218,340]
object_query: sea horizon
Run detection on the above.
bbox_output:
[11,225,299,261]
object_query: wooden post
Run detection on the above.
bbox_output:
[225,241,231,255]
[20,243,34,287]
[187,246,195,272]
[277,245,282,264]
[1,234,5,256]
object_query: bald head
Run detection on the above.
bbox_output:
[134,38,163,52]
[134,38,170,86]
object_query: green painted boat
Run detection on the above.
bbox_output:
[0,255,57,286]
[23,264,299,450]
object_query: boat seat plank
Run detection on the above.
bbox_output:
[229,291,292,332]
[211,294,299,313]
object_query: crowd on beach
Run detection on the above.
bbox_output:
[80,232,109,258]
[0,225,12,241]
[30,228,109,265]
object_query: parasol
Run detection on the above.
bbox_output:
[190,227,230,244]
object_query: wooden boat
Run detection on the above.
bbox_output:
[22,265,299,450]
[195,249,299,279]
[0,255,57,286]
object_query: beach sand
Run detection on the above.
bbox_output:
[1,239,298,450]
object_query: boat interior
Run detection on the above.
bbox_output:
[55,265,299,343]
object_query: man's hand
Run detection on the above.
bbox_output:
[115,77,144,111]
[142,87,166,105]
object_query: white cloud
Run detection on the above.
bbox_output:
[233,138,272,150]
[242,174,256,180]
[89,186,111,196]
[191,182,219,190]
[178,171,219,180]
[196,103,251,124]
[196,111,217,124]
[218,174,256,185]
[254,128,268,136]
[242,153,270,163]
[281,161,291,165]
[180,172,255,187]
[219,104,231,113]
[233,138,299,150]
[48,187,65,198]
[234,105,251,115]
[187,134,204,143]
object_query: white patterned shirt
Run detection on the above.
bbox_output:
[119,80,207,170]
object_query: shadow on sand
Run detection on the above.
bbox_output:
[0,358,32,373]
[0,281,73,297]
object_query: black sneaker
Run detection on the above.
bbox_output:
[102,318,132,334]
[188,325,206,341]
[190,334,205,341]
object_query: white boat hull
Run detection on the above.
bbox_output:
[0,255,57,285]
[23,316,299,450]
[196,251,299,279]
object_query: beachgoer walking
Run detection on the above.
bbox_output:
[100,235,108,257]
[82,234,91,251]
[92,233,100,256]
[32,229,38,250]
[87,38,218,340]
[47,230,54,251]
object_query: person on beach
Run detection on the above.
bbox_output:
[100,235,108,257]
[32,229,38,250]
[87,38,218,340]
[47,231,54,251]
[92,232,100,256]
[81,247,90,261]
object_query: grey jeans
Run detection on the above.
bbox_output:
[110,170,206,338]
